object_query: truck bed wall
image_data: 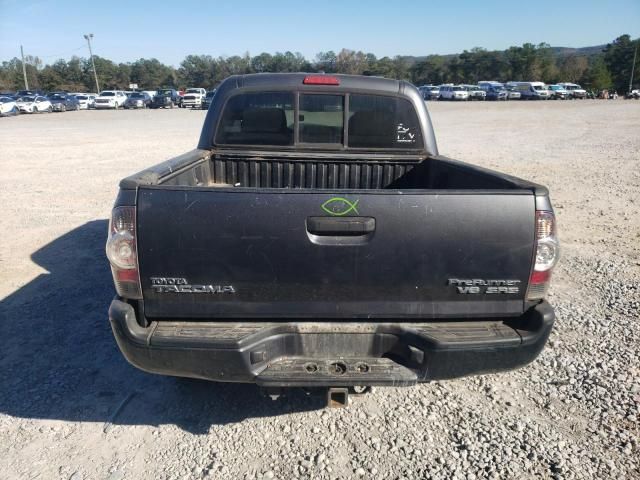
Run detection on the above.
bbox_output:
[157,153,525,191]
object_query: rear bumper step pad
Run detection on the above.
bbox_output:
[256,357,417,387]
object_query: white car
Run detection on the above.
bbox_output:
[558,83,587,99]
[439,85,470,101]
[0,96,19,116]
[548,85,570,100]
[462,85,486,100]
[181,88,207,109]
[94,90,127,109]
[74,94,97,109]
[16,95,52,113]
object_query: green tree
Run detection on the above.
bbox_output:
[604,34,639,92]
[315,51,337,73]
[585,57,613,90]
[558,55,589,83]
[130,58,174,89]
[179,55,216,88]
[251,52,274,73]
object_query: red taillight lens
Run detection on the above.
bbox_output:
[527,211,559,300]
[106,206,142,299]
[303,75,340,85]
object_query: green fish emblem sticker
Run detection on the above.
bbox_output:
[321,197,360,216]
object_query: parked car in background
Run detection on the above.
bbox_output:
[16,95,52,113]
[181,88,207,109]
[462,85,486,100]
[505,86,522,100]
[417,85,440,100]
[507,82,550,100]
[439,85,469,101]
[548,84,569,100]
[152,88,181,108]
[124,92,152,109]
[485,85,508,101]
[16,89,45,98]
[94,90,128,109]
[0,96,19,116]
[75,94,92,109]
[478,81,503,91]
[558,83,587,99]
[625,89,640,99]
[202,89,216,110]
[48,93,80,112]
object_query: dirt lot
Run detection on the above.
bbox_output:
[1,101,638,480]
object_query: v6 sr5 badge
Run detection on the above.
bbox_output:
[448,278,521,294]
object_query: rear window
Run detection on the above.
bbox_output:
[215,91,422,150]
[299,94,343,144]
[348,94,423,149]
[215,92,294,146]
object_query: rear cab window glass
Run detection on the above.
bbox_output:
[348,94,423,149]
[214,90,422,150]
[299,94,344,144]
[216,92,294,146]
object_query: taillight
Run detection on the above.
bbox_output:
[303,75,340,85]
[106,206,142,299]
[527,211,559,300]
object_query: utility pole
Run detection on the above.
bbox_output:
[84,33,100,93]
[629,43,638,94]
[20,45,29,90]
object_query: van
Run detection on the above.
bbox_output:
[506,82,550,100]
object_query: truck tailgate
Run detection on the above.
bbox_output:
[137,188,535,319]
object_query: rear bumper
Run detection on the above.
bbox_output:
[109,299,555,387]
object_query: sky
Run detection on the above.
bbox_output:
[1,0,639,66]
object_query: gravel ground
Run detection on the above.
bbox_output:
[0,101,638,480]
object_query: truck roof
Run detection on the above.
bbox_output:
[226,73,402,93]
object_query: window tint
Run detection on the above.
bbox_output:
[348,94,423,149]
[216,92,294,146]
[299,94,343,144]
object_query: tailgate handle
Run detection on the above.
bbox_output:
[306,217,375,236]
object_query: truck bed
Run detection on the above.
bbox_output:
[125,148,545,192]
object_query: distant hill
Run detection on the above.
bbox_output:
[400,43,607,65]
[550,45,606,57]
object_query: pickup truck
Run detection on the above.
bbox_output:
[151,88,181,109]
[181,87,207,109]
[107,73,558,397]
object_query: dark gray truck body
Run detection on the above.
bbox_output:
[108,73,555,387]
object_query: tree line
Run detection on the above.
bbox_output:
[1,34,637,94]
